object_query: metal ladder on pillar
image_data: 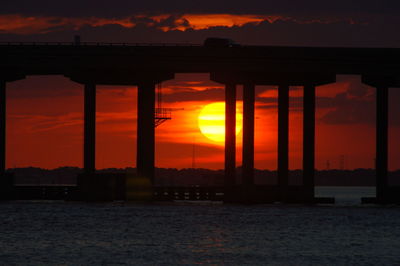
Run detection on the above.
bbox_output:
[154,83,184,128]
[155,83,171,127]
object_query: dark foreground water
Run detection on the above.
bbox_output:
[1,187,400,265]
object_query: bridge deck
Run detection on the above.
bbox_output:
[1,43,400,83]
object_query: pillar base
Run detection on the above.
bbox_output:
[223,185,334,204]
[362,187,400,204]
[77,173,126,201]
[126,172,154,202]
[0,173,14,200]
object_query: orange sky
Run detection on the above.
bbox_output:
[0,13,350,35]
[5,74,400,170]
[0,14,277,34]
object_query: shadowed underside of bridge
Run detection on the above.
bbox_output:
[1,43,400,204]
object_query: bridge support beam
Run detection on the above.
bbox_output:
[224,83,237,202]
[242,83,255,187]
[303,84,316,201]
[376,85,389,201]
[361,75,400,204]
[136,81,156,184]
[84,83,96,174]
[210,72,335,204]
[72,72,174,201]
[0,80,5,175]
[278,84,289,201]
[225,83,236,187]
[0,74,25,200]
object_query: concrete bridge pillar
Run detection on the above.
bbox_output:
[301,75,336,203]
[0,79,12,200]
[303,84,316,200]
[224,83,236,187]
[69,72,173,201]
[0,73,25,200]
[376,85,389,200]
[0,80,5,175]
[204,72,335,203]
[362,75,393,202]
[136,81,156,184]
[242,83,255,186]
[278,84,289,200]
[84,83,96,174]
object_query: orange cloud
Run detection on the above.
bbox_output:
[152,14,282,31]
[0,13,282,34]
[0,13,364,35]
[177,14,280,30]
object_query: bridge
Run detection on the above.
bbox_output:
[1,42,400,203]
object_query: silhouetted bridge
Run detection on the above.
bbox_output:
[1,41,400,204]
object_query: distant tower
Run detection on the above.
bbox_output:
[192,137,196,169]
[326,160,330,170]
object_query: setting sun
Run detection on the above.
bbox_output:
[198,102,243,142]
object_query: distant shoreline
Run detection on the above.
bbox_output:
[7,167,400,187]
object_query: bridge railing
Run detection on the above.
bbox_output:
[0,42,201,47]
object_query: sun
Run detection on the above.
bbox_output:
[198,102,243,142]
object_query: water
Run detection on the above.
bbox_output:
[1,187,399,265]
[316,186,376,205]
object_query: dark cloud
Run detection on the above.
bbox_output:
[157,141,223,159]
[1,0,400,18]
[256,96,304,112]
[318,80,400,126]
[255,77,400,126]
[1,16,400,47]
[318,93,376,125]
[7,75,82,99]
[163,88,224,102]
[163,84,273,103]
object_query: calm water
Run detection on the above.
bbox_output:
[316,186,376,205]
[1,187,399,265]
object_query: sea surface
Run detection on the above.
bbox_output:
[1,187,399,265]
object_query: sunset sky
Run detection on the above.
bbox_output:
[2,0,400,170]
